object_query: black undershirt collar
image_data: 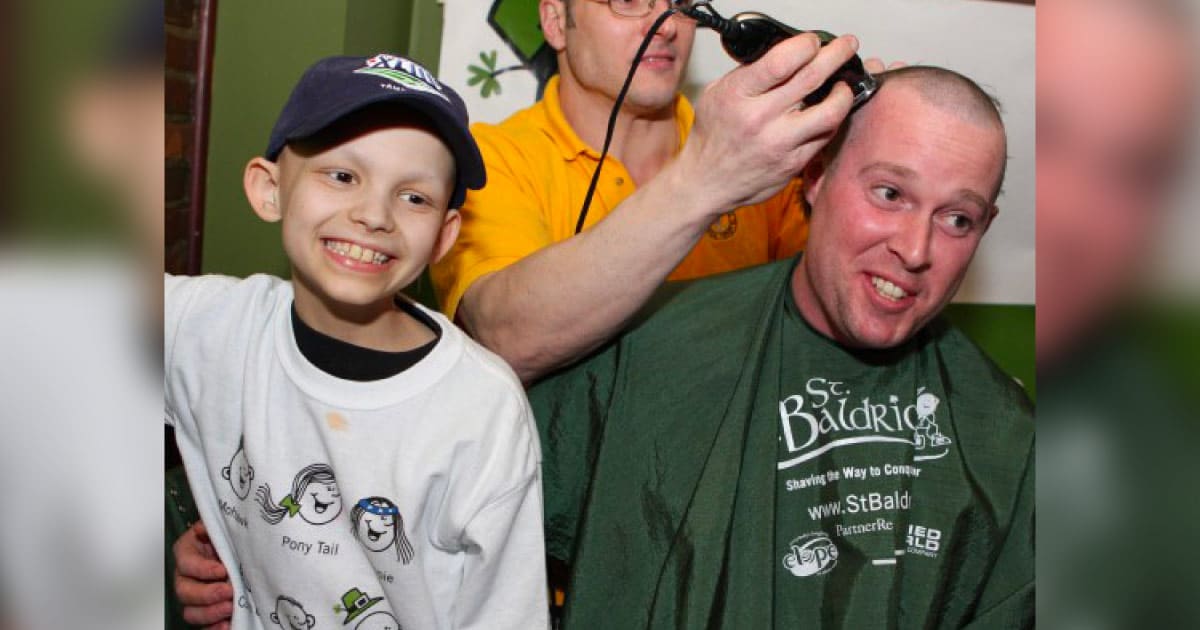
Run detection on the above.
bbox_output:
[291,299,441,381]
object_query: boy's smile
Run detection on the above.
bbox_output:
[321,238,395,267]
[245,106,461,350]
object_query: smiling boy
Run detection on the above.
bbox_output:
[165,54,549,629]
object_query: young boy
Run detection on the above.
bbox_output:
[165,54,549,629]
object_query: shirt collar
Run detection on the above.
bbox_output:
[539,74,695,162]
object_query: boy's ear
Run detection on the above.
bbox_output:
[540,0,569,52]
[431,209,462,265]
[244,157,283,222]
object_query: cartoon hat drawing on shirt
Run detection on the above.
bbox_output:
[336,587,383,625]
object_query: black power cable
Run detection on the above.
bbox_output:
[573,7,681,235]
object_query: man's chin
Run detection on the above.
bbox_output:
[840,321,914,351]
[625,82,681,113]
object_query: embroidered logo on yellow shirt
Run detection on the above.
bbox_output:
[706,211,738,240]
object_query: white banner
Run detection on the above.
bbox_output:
[439,0,1034,305]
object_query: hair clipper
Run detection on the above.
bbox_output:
[684,6,877,108]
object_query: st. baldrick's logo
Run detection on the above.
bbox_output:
[782,532,839,577]
[778,378,952,470]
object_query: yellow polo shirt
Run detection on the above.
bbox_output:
[430,75,808,320]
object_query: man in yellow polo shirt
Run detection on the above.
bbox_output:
[431,0,863,382]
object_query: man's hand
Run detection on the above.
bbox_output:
[863,57,907,74]
[173,521,235,629]
[674,32,860,212]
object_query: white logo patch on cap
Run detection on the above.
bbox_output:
[355,54,449,102]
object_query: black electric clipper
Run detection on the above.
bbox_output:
[683,4,877,108]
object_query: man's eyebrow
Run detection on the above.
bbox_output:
[859,161,991,212]
[859,161,917,180]
[955,190,993,214]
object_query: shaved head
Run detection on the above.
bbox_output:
[817,66,1008,206]
[879,66,1004,130]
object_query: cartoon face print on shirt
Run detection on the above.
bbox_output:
[269,595,315,630]
[912,388,952,455]
[235,564,257,614]
[255,463,342,525]
[351,497,415,564]
[221,437,255,500]
[355,610,402,630]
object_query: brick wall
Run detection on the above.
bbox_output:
[165,0,212,274]
[165,0,214,472]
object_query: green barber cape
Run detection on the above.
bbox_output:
[528,258,1034,629]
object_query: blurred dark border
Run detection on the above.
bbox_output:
[165,0,217,275]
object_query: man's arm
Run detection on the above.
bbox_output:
[460,33,859,383]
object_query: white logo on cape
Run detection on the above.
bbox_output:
[782,532,839,577]
[778,379,953,469]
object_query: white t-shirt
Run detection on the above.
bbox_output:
[165,273,548,630]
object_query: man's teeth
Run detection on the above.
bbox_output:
[871,276,908,300]
[323,240,390,264]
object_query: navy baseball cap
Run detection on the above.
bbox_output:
[265,53,485,208]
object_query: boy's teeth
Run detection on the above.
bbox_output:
[871,276,908,300]
[324,240,390,264]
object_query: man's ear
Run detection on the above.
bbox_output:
[540,0,569,52]
[982,205,999,234]
[221,466,231,481]
[244,157,282,222]
[431,209,462,265]
[801,154,830,211]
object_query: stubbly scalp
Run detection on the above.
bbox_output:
[820,65,1009,204]
[876,66,1004,129]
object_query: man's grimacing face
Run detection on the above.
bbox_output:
[794,81,1005,349]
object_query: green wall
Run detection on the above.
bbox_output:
[202,1,348,278]
[944,304,1035,400]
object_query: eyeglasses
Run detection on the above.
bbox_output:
[587,0,694,19]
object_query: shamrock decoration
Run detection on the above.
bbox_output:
[467,50,504,98]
